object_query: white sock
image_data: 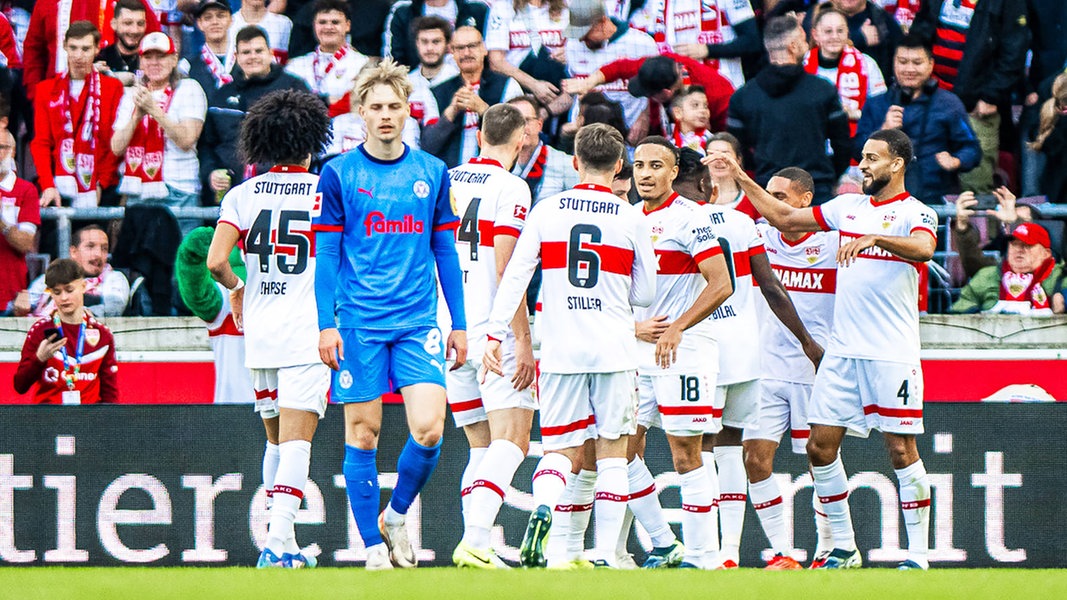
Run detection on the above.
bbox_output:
[679,466,716,567]
[896,459,930,568]
[262,442,280,509]
[616,506,634,558]
[714,446,746,564]
[626,458,675,548]
[460,447,487,526]
[749,477,791,556]
[463,440,524,550]
[813,493,833,556]
[383,504,404,527]
[700,452,721,561]
[593,457,628,564]
[811,456,856,552]
[545,475,575,566]
[265,440,311,556]
[566,469,597,559]
[532,453,573,510]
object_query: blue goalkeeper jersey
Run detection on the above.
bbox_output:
[313,144,459,330]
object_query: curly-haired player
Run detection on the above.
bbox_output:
[207,89,333,568]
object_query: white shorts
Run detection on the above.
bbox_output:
[537,371,638,451]
[808,355,924,437]
[251,363,330,419]
[742,379,811,454]
[637,369,721,436]
[717,379,761,430]
[446,355,538,428]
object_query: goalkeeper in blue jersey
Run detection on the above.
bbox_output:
[313,59,468,571]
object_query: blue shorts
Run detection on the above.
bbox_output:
[332,326,447,403]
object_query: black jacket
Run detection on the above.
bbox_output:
[912,0,1030,110]
[1037,117,1067,203]
[198,65,308,203]
[1025,0,1067,98]
[184,49,244,101]
[422,70,513,168]
[727,64,852,203]
[385,0,488,68]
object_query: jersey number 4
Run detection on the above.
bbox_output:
[246,209,312,275]
[457,197,482,262]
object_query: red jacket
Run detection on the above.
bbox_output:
[0,175,40,307]
[0,13,20,69]
[24,0,161,99]
[30,74,124,191]
[14,312,118,404]
[598,52,734,133]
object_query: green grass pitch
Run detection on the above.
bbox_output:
[3,568,1067,600]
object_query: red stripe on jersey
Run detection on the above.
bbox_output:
[790,429,810,439]
[435,222,459,232]
[656,250,699,274]
[753,496,783,510]
[819,491,849,503]
[863,405,923,418]
[573,183,614,194]
[450,397,484,412]
[901,498,931,510]
[217,219,241,233]
[272,484,303,499]
[595,491,627,503]
[255,388,278,400]
[733,251,752,277]
[682,504,714,513]
[312,223,343,232]
[495,225,521,239]
[468,157,504,169]
[658,405,723,416]
[629,484,656,500]
[540,414,596,436]
[207,314,242,337]
[269,165,308,173]
[541,242,635,275]
[719,493,747,502]
[470,219,495,247]
[771,266,837,294]
[749,244,766,257]
[693,246,723,265]
[471,479,506,500]
[812,206,831,232]
[911,226,937,241]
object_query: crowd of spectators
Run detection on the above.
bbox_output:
[0,0,1065,318]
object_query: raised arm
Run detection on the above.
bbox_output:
[704,152,822,233]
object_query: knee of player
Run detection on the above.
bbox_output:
[805,437,837,466]
[883,435,918,470]
[410,425,444,448]
[743,450,774,481]
[345,424,381,450]
[671,452,704,475]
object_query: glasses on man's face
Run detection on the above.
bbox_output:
[0,145,14,152]
[452,42,481,53]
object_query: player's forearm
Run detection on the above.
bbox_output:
[509,296,531,340]
[314,230,342,330]
[488,248,539,340]
[432,228,467,331]
[874,234,936,263]
[762,276,817,348]
[675,275,732,332]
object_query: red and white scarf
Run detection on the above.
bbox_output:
[519,142,550,196]
[697,0,724,70]
[201,46,233,88]
[998,258,1055,314]
[889,0,921,31]
[55,72,102,207]
[671,127,711,154]
[805,45,868,136]
[118,86,174,200]
[311,45,349,94]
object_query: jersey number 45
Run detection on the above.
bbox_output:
[246,209,313,275]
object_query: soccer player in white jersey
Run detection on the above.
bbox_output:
[629,137,734,569]
[675,147,822,569]
[447,104,539,568]
[715,129,938,570]
[484,123,657,568]
[741,168,838,570]
[207,89,333,569]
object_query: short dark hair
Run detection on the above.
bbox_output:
[65,21,101,45]
[235,25,269,49]
[575,123,625,173]
[763,14,800,53]
[615,160,632,181]
[671,85,706,110]
[896,33,933,60]
[412,15,452,44]
[45,259,86,288]
[867,128,914,165]
[114,0,147,18]
[772,166,815,196]
[480,103,525,146]
[636,135,680,165]
[71,224,106,248]
[240,89,333,165]
[312,0,349,21]
[508,95,545,119]
[675,147,706,188]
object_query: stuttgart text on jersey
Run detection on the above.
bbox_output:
[252,181,316,196]
[558,196,620,215]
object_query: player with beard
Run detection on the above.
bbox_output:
[710,128,938,570]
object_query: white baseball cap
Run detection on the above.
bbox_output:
[139,32,176,56]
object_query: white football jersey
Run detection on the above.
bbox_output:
[758,226,838,384]
[702,203,764,384]
[812,192,937,363]
[629,0,754,89]
[217,166,321,369]
[449,157,532,357]
[485,0,568,68]
[285,46,369,100]
[489,183,657,373]
[635,193,724,373]
[205,284,255,403]
[565,25,657,128]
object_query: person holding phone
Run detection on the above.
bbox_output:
[13,259,119,404]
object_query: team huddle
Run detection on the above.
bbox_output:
[206,58,938,572]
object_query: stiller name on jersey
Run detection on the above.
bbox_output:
[364,211,424,237]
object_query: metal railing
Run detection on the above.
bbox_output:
[40,206,219,258]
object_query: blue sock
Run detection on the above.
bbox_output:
[390,435,442,515]
[343,444,383,547]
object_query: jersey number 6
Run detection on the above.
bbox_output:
[568,224,602,289]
